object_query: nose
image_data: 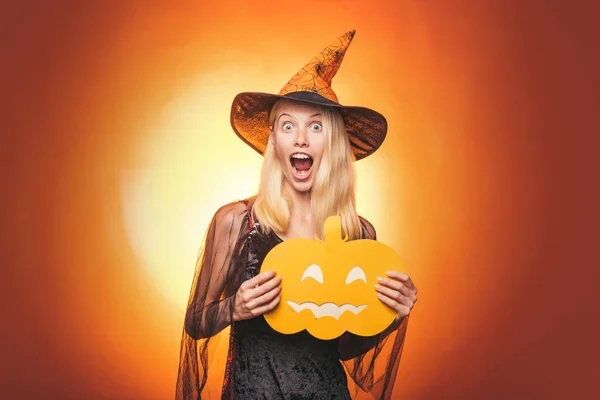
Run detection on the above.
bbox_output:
[294,128,309,147]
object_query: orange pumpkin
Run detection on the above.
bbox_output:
[263,216,402,340]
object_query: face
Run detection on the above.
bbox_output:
[271,102,326,193]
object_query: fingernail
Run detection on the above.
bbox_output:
[375,284,381,290]
[377,277,383,282]
[377,293,383,299]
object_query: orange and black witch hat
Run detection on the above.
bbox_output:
[230,30,387,161]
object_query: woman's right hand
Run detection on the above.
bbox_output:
[233,270,282,322]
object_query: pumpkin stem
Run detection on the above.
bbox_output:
[323,216,346,243]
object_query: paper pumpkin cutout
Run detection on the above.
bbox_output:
[262,216,402,340]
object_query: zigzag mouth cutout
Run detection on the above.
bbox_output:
[286,301,367,320]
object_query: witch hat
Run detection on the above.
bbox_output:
[230,30,387,161]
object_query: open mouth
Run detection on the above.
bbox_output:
[290,153,313,180]
[287,301,367,320]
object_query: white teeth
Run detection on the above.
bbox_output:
[291,153,311,159]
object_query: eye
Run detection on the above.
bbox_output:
[301,264,324,284]
[310,123,322,131]
[282,122,293,131]
[345,266,367,284]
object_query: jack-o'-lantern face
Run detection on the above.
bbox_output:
[262,216,402,340]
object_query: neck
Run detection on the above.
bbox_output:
[283,184,312,218]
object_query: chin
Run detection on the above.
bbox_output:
[282,171,315,194]
[291,181,314,193]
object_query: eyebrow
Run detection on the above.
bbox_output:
[277,113,322,122]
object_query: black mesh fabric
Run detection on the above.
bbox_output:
[176,198,408,399]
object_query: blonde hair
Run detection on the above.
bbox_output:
[253,98,362,240]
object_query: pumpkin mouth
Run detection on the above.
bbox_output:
[287,301,367,320]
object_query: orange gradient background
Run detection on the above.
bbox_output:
[2,1,598,399]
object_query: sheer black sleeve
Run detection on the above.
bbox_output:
[338,216,410,399]
[176,200,251,399]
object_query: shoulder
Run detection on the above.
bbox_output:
[358,215,377,240]
[212,196,257,229]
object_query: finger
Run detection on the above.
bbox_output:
[377,292,410,316]
[387,271,418,294]
[247,275,281,300]
[251,293,281,317]
[375,284,414,308]
[395,284,417,303]
[377,277,405,292]
[246,285,282,310]
[241,270,277,290]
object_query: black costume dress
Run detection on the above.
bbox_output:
[176,199,408,400]
[223,217,351,399]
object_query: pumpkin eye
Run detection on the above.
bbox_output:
[345,266,367,284]
[301,264,324,284]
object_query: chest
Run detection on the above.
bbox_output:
[276,215,318,241]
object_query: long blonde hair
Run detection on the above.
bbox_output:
[253,98,362,240]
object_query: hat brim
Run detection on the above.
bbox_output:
[230,91,387,161]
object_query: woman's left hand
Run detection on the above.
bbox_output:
[375,272,418,321]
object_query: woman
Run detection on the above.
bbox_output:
[177,30,418,399]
